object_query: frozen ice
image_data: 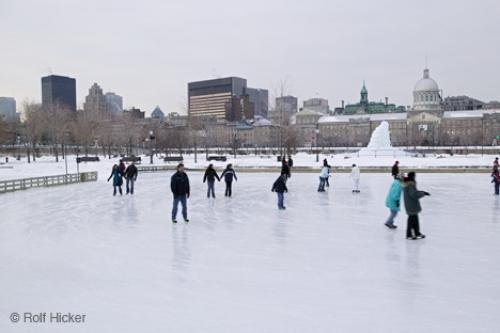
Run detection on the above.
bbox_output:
[359,121,406,156]
[1,170,500,332]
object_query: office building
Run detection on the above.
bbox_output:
[0,97,16,121]
[41,75,77,111]
[105,92,123,116]
[246,88,269,118]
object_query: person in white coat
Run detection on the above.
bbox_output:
[350,164,360,193]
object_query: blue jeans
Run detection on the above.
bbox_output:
[207,180,215,198]
[318,177,326,191]
[277,192,284,209]
[126,178,135,194]
[495,182,499,195]
[172,195,188,220]
[385,210,398,225]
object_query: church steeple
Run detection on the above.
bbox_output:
[360,81,368,106]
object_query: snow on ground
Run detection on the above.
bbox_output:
[0,152,497,181]
[1,171,499,332]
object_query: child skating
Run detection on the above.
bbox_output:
[272,174,288,210]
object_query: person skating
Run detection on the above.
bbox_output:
[350,164,360,193]
[203,164,220,198]
[384,176,402,229]
[124,161,138,195]
[492,169,500,195]
[221,163,237,197]
[402,172,430,240]
[281,159,291,180]
[107,164,123,196]
[392,161,400,178]
[323,159,332,187]
[318,164,329,192]
[171,163,190,223]
[272,174,288,210]
[492,157,499,176]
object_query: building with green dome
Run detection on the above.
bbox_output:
[338,82,406,115]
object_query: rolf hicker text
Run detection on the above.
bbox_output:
[20,312,86,324]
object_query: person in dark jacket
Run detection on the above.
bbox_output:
[221,164,237,197]
[392,161,400,178]
[118,159,126,177]
[203,164,220,198]
[171,163,190,223]
[402,172,430,240]
[492,158,499,176]
[288,155,294,168]
[124,162,138,195]
[281,159,291,180]
[272,174,288,210]
[107,164,123,196]
[492,169,500,195]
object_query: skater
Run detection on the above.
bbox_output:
[221,163,237,197]
[384,176,402,229]
[392,161,400,178]
[124,161,138,195]
[350,164,360,193]
[171,163,190,223]
[492,169,500,195]
[272,174,288,210]
[281,159,291,180]
[118,159,126,176]
[288,155,294,168]
[402,172,430,240]
[203,164,220,198]
[323,159,332,187]
[107,164,123,196]
[318,164,329,192]
[492,157,499,175]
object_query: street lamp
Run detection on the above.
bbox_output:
[315,128,320,162]
[148,131,155,164]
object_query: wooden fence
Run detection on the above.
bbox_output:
[0,172,98,194]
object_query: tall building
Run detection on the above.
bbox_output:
[41,75,77,111]
[0,97,16,121]
[151,106,165,121]
[275,95,298,115]
[83,83,108,115]
[443,96,484,111]
[246,88,269,118]
[124,107,145,120]
[188,77,247,121]
[303,98,329,114]
[105,92,123,116]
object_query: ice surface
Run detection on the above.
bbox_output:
[1,171,500,332]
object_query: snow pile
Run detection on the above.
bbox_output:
[358,121,406,157]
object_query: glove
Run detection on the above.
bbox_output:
[423,191,430,196]
[396,200,400,207]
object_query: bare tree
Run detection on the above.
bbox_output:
[23,101,44,163]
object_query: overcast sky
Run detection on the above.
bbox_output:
[1,0,499,115]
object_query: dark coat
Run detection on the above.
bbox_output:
[392,164,399,177]
[221,168,237,182]
[281,163,291,178]
[118,162,126,176]
[203,168,220,183]
[124,164,138,179]
[171,171,190,197]
[272,176,288,193]
[288,157,294,167]
[108,168,123,186]
[402,181,426,215]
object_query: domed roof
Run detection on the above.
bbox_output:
[414,68,439,92]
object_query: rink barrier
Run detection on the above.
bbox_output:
[137,165,491,174]
[0,171,98,194]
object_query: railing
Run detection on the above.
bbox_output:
[0,172,98,194]
[137,165,174,173]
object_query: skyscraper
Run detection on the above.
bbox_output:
[0,97,16,121]
[105,92,123,116]
[41,75,77,111]
[188,77,247,121]
[246,88,269,118]
[275,95,298,114]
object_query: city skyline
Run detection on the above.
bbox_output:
[1,0,500,115]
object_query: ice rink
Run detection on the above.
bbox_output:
[1,171,500,332]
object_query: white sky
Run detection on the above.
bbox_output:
[1,0,499,115]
